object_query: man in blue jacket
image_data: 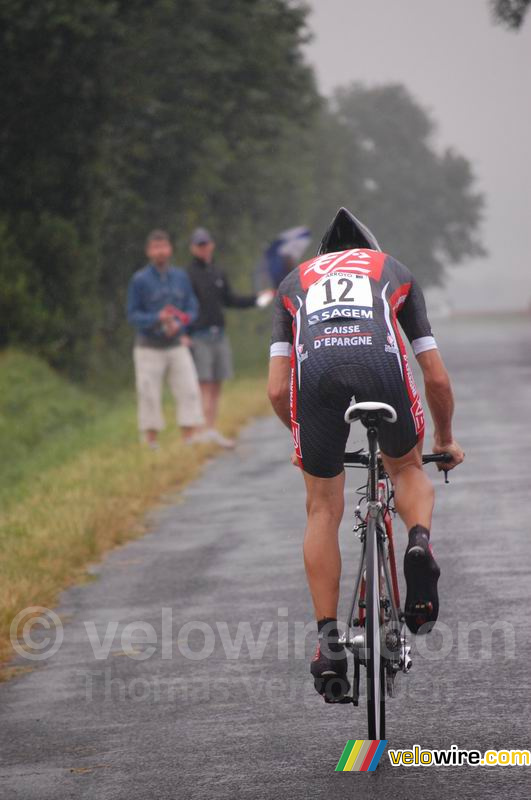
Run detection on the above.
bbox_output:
[127,230,205,448]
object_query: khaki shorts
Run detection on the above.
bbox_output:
[133,345,205,432]
[190,331,234,382]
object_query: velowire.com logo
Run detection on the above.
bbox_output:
[335,740,387,772]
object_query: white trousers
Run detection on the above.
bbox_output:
[133,345,205,432]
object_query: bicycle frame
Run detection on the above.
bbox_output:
[344,426,404,636]
[342,426,410,738]
[340,407,451,737]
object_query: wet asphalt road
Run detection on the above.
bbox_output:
[1,316,531,799]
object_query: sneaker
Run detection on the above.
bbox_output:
[184,430,212,445]
[404,526,440,635]
[207,429,235,449]
[310,640,350,702]
[142,437,160,451]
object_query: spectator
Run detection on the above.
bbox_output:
[127,230,205,449]
[187,227,273,448]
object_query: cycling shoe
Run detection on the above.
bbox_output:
[310,642,350,702]
[404,526,440,635]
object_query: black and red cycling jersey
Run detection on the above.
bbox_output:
[270,247,438,476]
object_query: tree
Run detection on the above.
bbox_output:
[310,84,485,287]
[491,0,531,28]
[0,2,486,378]
[0,0,128,374]
[0,0,319,376]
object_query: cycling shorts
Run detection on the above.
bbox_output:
[291,355,425,479]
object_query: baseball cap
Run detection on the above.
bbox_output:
[190,227,213,246]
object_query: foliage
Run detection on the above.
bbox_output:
[0,0,317,375]
[0,0,485,378]
[491,0,531,28]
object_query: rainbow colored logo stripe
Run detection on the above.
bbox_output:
[335,740,387,772]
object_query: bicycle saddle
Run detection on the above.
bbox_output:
[344,402,398,427]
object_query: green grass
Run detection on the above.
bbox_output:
[0,351,109,507]
[0,348,270,669]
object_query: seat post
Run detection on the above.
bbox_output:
[367,426,379,503]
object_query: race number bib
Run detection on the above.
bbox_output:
[305,272,373,323]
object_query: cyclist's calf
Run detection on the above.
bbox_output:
[382,445,434,532]
[302,472,346,619]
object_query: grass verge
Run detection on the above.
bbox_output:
[0,351,270,671]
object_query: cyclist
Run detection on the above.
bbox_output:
[267,208,464,700]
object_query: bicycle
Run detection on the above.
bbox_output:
[336,401,451,740]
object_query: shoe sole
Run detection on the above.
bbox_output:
[312,670,351,703]
[404,547,440,636]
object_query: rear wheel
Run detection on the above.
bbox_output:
[365,517,386,739]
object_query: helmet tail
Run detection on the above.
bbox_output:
[318,207,381,255]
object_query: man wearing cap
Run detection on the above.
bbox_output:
[187,227,273,448]
[127,229,205,449]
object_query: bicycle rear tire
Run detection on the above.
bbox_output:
[365,516,386,739]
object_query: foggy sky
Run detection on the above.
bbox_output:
[305,0,531,312]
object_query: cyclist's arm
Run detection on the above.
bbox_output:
[417,349,464,469]
[268,292,293,430]
[396,268,464,469]
[396,273,437,357]
[416,349,453,445]
[395,271,449,439]
[268,357,291,429]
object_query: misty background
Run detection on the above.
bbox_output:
[305,0,531,312]
[0,0,528,386]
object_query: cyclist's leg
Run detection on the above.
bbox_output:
[302,468,350,698]
[302,470,345,619]
[370,346,434,531]
[296,364,350,618]
[380,444,439,635]
[372,363,440,633]
[381,442,434,531]
[295,366,352,696]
